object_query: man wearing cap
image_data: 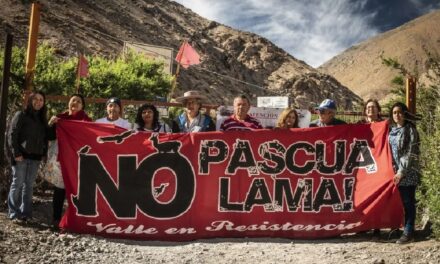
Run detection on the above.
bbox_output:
[220,95,263,131]
[96,97,132,129]
[310,99,346,127]
[173,90,216,133]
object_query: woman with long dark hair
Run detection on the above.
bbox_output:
[134,104,174,132]
[8,91,48,223]
[388,102,420,244]
[47,93,92,227]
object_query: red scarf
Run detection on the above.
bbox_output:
[57,110,92,121]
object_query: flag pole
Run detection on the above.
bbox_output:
[23,2,40,107]
[168,40,187,101]
[75,53,81,94]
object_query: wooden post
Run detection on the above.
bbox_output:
[406,76,416,114]
[0,33,13,166]
[24,2,41,104]
[75,54,82,93]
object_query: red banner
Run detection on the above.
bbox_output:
[57,120,403,240]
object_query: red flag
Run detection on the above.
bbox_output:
[77,55,89,78]
[175,42,200,68]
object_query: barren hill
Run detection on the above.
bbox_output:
[319,10,440,103]
[0,0,361,109]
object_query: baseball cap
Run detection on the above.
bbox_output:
[316,99,337,111]
[106,97,122,108]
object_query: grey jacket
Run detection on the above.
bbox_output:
[389,124,420,186]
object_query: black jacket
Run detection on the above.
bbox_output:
[9,110,48,161]
[309,117,347,127]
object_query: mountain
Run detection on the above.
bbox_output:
[319,10,440,103]
[0,0,361,109]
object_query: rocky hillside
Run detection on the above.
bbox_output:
[0,0,361,109]
[320,10,440,103]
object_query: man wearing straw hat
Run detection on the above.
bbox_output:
[174,90,216,133]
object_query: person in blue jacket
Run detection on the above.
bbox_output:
[173,90,215,132]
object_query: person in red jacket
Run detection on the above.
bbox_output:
[357,99,384,124]
[47,94,91,228]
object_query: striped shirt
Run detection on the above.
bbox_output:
[220,114,263,131]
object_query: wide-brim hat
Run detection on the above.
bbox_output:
[175,90,207,103]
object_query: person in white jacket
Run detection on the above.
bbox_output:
[96,97,131,129]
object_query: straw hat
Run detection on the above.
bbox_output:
[175,90,207,103]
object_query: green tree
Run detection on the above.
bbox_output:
[1,43,172,117]
[0,43,173,199]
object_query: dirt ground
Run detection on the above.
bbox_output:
[0,193,439,264]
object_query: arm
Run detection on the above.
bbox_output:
[219,121,226,131]
[47,116,59,140]
[397,125,420,177]
[9,112,24,159]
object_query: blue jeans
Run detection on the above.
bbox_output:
[398,185,417,235]
[8,159,40,219]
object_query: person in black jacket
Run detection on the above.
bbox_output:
[310,99,347,127]
[8,91,48,222]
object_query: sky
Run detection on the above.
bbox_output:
[173,0,440,67]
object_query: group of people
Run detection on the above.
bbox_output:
[7,90,420,244]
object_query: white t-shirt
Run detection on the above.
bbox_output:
[95,117,132,129]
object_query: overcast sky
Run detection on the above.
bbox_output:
[173,0,440,67]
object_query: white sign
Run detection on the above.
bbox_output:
[257,96,289,108]
[157,106,169,117]
[216,106,311,129]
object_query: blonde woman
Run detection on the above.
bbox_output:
[276,108,299,129]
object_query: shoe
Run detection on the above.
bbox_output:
[51,219,60,229]
[371,229,381,241]
[11,218,27,225]
[396,234,414,244]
